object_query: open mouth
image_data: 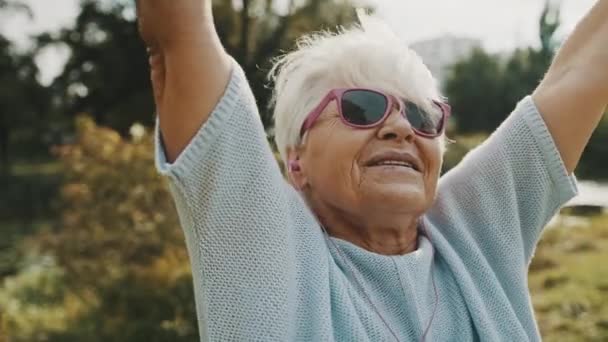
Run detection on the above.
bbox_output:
[365,151,423,172]
[369,160,419,171]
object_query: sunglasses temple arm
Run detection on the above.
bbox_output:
[300,92,336,137]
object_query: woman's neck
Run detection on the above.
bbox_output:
[309,198,421,256]
[336,227,419,255]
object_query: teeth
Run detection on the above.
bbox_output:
[377,160,414,168]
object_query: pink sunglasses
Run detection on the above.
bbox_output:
[300,88,451,138]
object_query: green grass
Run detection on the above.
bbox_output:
[530,213,608,341]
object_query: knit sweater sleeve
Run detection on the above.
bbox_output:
[429,96,579,266]
[153,59,315,341]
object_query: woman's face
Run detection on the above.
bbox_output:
[294,97,443,220]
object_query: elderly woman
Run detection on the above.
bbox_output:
[137,0,607,341]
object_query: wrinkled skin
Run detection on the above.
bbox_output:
[288,99,443,255]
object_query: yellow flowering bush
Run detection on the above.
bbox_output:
[1,116,197,341]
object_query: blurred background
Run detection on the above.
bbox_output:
[0,0,606,341]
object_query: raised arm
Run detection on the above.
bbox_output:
[136,0,232,162]
[532,0,608,174]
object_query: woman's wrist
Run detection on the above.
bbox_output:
[138,0,216,52]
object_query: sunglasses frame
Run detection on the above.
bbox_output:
[299,88,451,139]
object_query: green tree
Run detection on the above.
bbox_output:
[39,0,154,134]
[445,0,560,134]
[502,2,560,113]
[42,0,361,133]
[0,35,50,174]
[445,1,608,180]
[445,47,506,133]
[0,0,50,173]
[213,0,361,127]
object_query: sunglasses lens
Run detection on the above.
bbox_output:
[404,101,443,135]
[341,90,388,126]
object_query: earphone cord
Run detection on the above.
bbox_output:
[321,225,402,342]
[320,219,439,342]
[418,220,439,341]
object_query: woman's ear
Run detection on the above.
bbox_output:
[286,147,308,191]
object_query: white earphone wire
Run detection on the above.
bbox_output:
[319,218,439,342]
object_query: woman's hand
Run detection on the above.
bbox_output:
[136,0,232,162]
[532,0,608,174]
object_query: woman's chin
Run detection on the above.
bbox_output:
[364,182,427,205]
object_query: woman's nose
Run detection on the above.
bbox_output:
[377,100,416,142]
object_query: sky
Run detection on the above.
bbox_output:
[371,0,597,50]
[0,0,599,84]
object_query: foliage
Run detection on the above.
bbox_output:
[445,47,507,133]
[0,257,89,341]
[0,34,50,173]
[0,117,196,341]
[445,1,559,134]
[37,0,362,133]
[444,0,608,179]
[38,0,154,133]
[212,0,362,127]
[1,1,362,340]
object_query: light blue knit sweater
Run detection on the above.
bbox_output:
[155,61,578,341]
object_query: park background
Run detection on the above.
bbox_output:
[0,0,607,341]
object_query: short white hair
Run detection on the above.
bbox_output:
[269,12,445,165]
